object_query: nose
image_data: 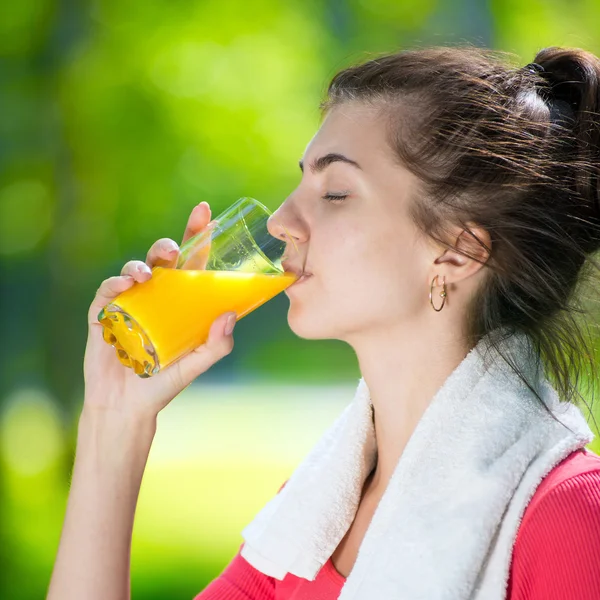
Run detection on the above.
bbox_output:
[266,206,306,248]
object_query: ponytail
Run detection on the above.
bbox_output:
[534,47,600,243]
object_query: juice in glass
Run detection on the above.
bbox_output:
[98,197,301,378]
[98,268,297,377]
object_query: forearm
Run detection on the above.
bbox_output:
[47,407,157,600]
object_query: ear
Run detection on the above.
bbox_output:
[432,223,491,284]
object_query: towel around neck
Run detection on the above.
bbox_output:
[241,328,594,599]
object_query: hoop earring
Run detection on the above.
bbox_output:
[429,275,447,312]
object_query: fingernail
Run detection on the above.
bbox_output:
[224,313,237,336]
[161,242,178,253]
[123,275,134,282]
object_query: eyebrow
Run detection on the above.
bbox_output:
[298,153,362,174]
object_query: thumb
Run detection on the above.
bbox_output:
[158,312,237,392]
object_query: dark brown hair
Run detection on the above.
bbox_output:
[323,46,600,427]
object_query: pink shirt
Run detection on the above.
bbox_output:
[195,447,600,599]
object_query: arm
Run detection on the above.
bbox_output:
[509,471,600,600]
[47,202,236,599]
[46,408,156,600]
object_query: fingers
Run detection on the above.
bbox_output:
[88,275,136,325]
[137,203,215,273]
[144,238,180,269]
[90,238,178,327]
[89,202,216,332]
[142,202,213,271]
[156,312,237,392]
[182,202,212,244]
[119,259,151,281]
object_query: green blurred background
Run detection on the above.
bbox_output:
[2,0,600,598]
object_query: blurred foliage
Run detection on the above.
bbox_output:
[2,0,600,598]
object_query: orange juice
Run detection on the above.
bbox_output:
[98,267,297,377]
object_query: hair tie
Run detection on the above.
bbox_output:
[524,62,545,75]
[522,63,576,123]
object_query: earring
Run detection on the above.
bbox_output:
[429,275,447,312]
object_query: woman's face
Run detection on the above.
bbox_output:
[268,102,438,343]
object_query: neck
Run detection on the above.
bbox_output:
[353,324,472,491]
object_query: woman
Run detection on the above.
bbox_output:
[47,46,600,600]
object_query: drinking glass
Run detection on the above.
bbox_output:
[97,197,300,378]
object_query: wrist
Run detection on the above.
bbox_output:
[77,405,157,457]
[80,402,157,430]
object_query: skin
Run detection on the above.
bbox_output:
[48,203,236,600]
[268,102,492,491]
[268,102,492,577]
[47,101,492,599]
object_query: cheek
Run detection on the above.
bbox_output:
[288,216,427,336]
[326,228,424,312]
[287,245,423,340]
[319,226,373,283]
[318,235,396,305]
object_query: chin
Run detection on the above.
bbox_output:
[286,306,342,341]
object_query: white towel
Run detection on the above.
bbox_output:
[240,328,594,599]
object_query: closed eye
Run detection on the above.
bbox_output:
[322,193,348,203]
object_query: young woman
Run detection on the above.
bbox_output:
[47,46,600,600]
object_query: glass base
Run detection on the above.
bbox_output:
[97,304,161,378]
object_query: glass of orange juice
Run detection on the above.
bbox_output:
[97,197,301,378]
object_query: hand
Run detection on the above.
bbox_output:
[83,202,236,421]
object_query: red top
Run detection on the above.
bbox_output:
[194,447,600,600]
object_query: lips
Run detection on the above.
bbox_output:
[286,272,312,292]
[282,260,311,278]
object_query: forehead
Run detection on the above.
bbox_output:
[303,103,394,167]
[301,102,419,223]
